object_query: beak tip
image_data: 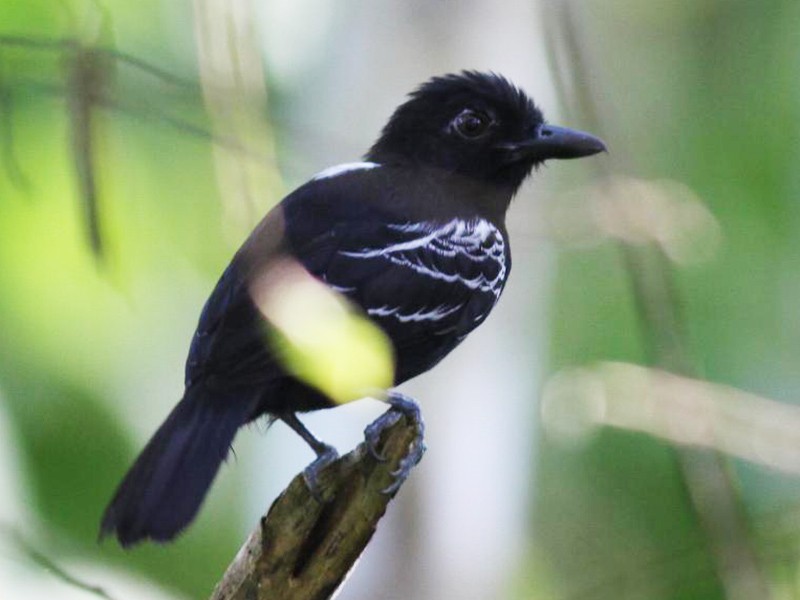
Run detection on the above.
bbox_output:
[522,124,608,161]
[573,131,607,158]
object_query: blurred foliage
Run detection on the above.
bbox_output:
[0,1,247,597]
[253,259,395,405]
[536,0,800,598]
[2,0,800,599]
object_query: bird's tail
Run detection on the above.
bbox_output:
[100,385,255,547]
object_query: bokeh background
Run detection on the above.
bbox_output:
[1,0,800,598]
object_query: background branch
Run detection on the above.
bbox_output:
[541,2,771,598]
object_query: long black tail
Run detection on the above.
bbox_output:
[100,385,255,547]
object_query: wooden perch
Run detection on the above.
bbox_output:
[210,413,419,600]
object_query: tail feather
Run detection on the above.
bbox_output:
[100,386,254,547]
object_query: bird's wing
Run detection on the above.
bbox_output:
[309,219,507,379]
[183,205,288,390]
[281,173,510,381]
[185,167,509,390]
[182,169,382,390]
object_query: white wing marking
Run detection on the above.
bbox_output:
[340,218,507,298]
[367,303,464,323]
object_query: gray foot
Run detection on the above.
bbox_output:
[363,392,426,494]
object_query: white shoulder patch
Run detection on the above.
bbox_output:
[312,161,380,181]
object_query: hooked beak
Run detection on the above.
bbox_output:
[501,124,607,162]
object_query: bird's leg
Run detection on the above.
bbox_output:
[279,412,338,502]
[364,391,426,494]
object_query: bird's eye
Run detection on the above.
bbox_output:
[452,109,492,139]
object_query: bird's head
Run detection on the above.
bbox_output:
[367,71,605,194]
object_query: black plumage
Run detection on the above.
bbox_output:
[100,71,605,546]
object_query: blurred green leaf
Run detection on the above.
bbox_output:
[252,258,395,405]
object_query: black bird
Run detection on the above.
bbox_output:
[100,71,605,546]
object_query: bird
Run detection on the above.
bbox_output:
[100,71,605,547]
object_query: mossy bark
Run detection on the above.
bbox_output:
[210,414,418,600]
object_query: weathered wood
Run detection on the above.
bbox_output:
[210,413,418,600]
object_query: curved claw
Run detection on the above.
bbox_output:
[383,438,426,495]
[362,391,426,494]
[302,444,339,502]
[364,410,402,461]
